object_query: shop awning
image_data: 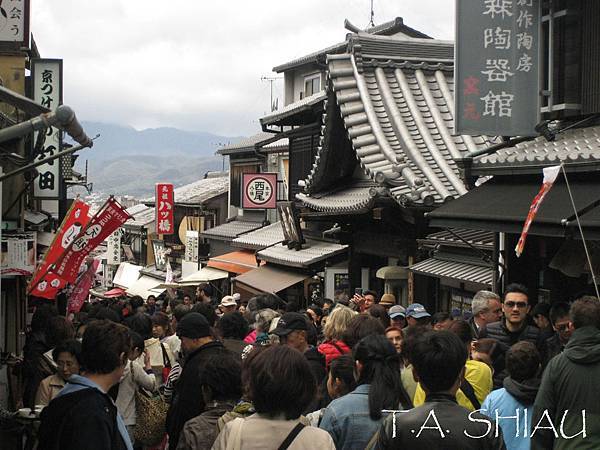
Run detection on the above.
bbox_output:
[126,275,165,299]
[176,266,229,286]
[427,176,600,238]
[89,287,126,299]
[113,262,143,289]
[234,265,307,293]
[207,250,261,274]
[409,258,493,286]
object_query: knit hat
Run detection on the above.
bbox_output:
[176,312,211,339]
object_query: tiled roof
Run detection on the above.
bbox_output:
[216,132,273,155]
[473,124,600,175]
[260,91,327,127]
[296,180,377,214]
[200,220,263,242]
[409,257,492,286]
[418,228,494,250]
[173,174,228,205]
[303,34,495,207]
[124,204,154,228]
[231,222,285,250]
[272,17,431,73]
[257,239,348,268]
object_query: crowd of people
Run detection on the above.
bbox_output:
[15,282,600,449]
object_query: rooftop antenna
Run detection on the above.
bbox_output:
[368,0,375,28]
[261,76,282,112]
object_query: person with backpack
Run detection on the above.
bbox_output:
[37,320,133,450]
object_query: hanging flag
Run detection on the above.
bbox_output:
[67,258,100,314]
[515,165,562,257]
[28,199,91,298]
[54,197,131,284]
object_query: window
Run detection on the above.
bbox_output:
[230,163,260,207]
[304,74,321,97]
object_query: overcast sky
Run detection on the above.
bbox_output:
[31,1,454,137]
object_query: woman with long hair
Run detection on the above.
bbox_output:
[320,334,412,449]
[318,305,356,368]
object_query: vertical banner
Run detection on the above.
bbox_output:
[455,0,539,136]
[28,199,90,295]
[155,183,174,235]
[152,240,168,271]
[54,198,131,284]
[184,230,199,263]
[106,230,122,265]
[31,59,63,198]
[67,258,100,314]
[0,0,30,47]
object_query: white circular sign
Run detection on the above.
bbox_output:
[246,177,273,205]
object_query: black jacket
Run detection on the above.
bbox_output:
[532,326,600,450]
[543,332,565,368]
[304,346,326,413]
[166,340,231,450]
[480,319,543,388]
[378,392,506,449]
[37,387,128,450]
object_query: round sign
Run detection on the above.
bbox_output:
[246,177,273,205]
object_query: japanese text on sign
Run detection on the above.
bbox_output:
[242,173,277,209]
[155,183,174,235]
[0,0,27,42]
[455,0,539,136]
[32,59,63,198]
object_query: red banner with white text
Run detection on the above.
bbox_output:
[155,183,174,235]
[54,198,131,284]
[28,199,90,298]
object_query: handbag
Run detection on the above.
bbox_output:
[133,382,169,446]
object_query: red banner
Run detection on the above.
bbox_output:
[28,199,90,298]
[156,183,174,235]
[54,198,131,283]
[67,258,100,314]
[515,165,561,257]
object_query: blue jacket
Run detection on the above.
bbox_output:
[320,384,382,450]
[482,387,533,450]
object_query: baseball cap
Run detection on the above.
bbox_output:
[389,305,406,319]
[219,295,237,308]
[271,312,308,337]
[406,303,431,319]
[176,312,211,339]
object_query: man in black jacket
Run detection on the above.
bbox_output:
[480,283,543,387]
[166,312,231,450]
[38,320,132,450]
[378,331,506,449]
[542,301,572,367]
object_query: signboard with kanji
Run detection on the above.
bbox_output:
[455,0,540,136]
[0,0,29,46]
[32,59,63,199]
[155,183,174,235]
[106,230,122,265]
[185,230,199,263]
[242,173,277,209]
[1,231,36,277]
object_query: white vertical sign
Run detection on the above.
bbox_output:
[185,230,199,263]
[0,0,27,42]
[32,59,62,198]
[106,230,122,265]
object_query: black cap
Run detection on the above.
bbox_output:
[272,312,308,336]
[176,312,210,339]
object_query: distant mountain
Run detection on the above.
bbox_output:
[71,122,241,197]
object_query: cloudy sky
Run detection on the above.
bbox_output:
[32,1,454,137]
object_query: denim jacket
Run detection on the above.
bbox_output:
[320,384,383,450]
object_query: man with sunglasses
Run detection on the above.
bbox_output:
[543,302,572,367]
[481,283,543,388]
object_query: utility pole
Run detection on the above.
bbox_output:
[261,76,283,112]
